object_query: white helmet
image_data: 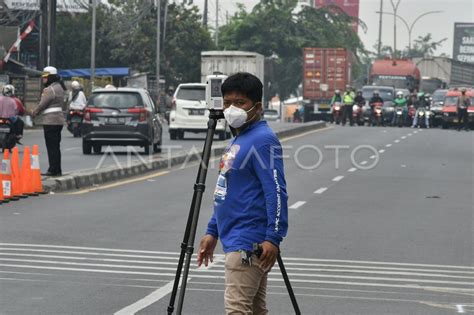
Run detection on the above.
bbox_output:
[42,66,58,77]
[335,89,341,94]
[71,81,81,89]
[396,91,404,97]
[2,84,15,97]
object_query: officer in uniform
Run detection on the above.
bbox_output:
[342,85,356,126]
[31,66,66,176]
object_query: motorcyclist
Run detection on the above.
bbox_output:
[354,90,365,106]
[330,89,342,105]
[342,85,355,126]
[68,81,87,111]
[1,85,24,140]
[411,92,430,128]
[392,91,407,125]
[369,90,384,126]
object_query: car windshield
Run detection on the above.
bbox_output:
[177,86,205,101]
[372,76,409,89]
[444,96,458,106]
[420,79,443,94]
[432,90,447,102]
[363,88,394,101]
[88,92,143,109]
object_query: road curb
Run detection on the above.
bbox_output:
[43,121,327,193]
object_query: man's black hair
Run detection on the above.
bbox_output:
[221,72,263,104]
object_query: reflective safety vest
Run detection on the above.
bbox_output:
[343,92,355,105]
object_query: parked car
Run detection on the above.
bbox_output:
[361,86,395,125]
[441,88,474,129]
[169,83,230,140]
[430,89,448,126]
[263,109,280,122]
[81,87,163,155]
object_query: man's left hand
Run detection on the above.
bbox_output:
[259,241,278,272]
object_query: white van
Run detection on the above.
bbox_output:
[169,83,230,140]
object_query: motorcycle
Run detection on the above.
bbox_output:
[67,110,84,137]
[416,106,432,128]
[332,102,342,124]
[371,102,383,126]
[393,107,404,127]
[0,118,17,151]
[352,104,364,126]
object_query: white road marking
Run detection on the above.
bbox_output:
[386,144,392,147]
[360,161,368,165]
[332,176,344,182]
[379,149,385,153]
[408,133,413,136]
[348,168,357,172]
[457,305,466,313]
[370,155,376,159]
[401,136,407,139]
[394,140,400,143]
[414,131,418,134]
[289,201,306,209]
[64,147,79,152]
[314,187,328,194]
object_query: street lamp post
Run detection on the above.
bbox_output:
[90,0,97,91]
[375,10,443,57]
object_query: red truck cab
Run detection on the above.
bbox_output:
[441,88,474,129]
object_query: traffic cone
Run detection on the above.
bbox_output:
[2,150,17,201]
[11,147,27,198]
[31,145,44,194]
[0,165,5,204]
[21,146,36,196]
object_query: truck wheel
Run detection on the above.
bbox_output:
[177,130,184,140]
[82,140,92,155]
[170,130,177,140]
[93,144,102,154]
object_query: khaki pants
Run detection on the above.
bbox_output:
[224,252,268,315]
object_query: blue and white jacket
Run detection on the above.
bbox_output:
[206,120,289,253]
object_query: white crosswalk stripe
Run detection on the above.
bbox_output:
[0,243,472,310]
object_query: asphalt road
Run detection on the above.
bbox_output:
[0,125,472,315]
[20,122,302,175]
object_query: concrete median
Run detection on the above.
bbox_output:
[43,121,327,192]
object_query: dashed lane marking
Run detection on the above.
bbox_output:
[370,155,376,159]
[360,161,368,165]
[394,140,400,143]
[348,168,357,172]
[314,187,328,194]
[332,176,344,182]
[401,136,407,139]
[289,201,306,209]
[379,149,385,153]
[386,144,392,147]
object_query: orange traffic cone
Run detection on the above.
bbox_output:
[0,166,5,204]
[2,150,17,201]
[11,147,27,198]
[31,145,44,194]
[21,146,36,196]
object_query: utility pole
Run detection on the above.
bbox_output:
[39,0,48,69]
[203,0,208,27]
[215,0,218,46]
[390,0,401,56]
[47,0,57,65]
[377,0,383,57]
[90,0,97,90]
[156,0,161,100]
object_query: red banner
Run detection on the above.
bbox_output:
[314,0,360,33]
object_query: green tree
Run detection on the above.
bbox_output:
[218,0,364,100]
[409,33,447,58]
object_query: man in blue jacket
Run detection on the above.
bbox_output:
[197,72,289,314]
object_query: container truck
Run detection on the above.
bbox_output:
[413,57,474,88]
[370,58,420,92]
[302,48,354,121]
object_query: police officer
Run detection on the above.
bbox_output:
[31,66,66,177]
[342,85,355,126]
[457,88,471,132]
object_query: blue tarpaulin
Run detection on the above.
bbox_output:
[58,67,129,78]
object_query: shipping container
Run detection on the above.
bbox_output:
[200,51,265,84]
[413,57,474,87]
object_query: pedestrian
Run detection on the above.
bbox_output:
[30,66,66,177]
[293,108,301,122]
[342,85,355,126]
[197,72,289,314]
[457,88,471,132]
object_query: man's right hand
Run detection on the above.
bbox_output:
[197,235,217,267]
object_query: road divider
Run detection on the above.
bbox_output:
[42,121,327,193]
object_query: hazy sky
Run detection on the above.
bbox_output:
[190,0,474,57]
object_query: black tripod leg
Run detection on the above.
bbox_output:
[277,253,301,315]
[168,110,223,315]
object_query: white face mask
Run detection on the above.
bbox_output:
[223,104,255,128]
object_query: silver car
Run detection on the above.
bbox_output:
[81,88,163,155]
